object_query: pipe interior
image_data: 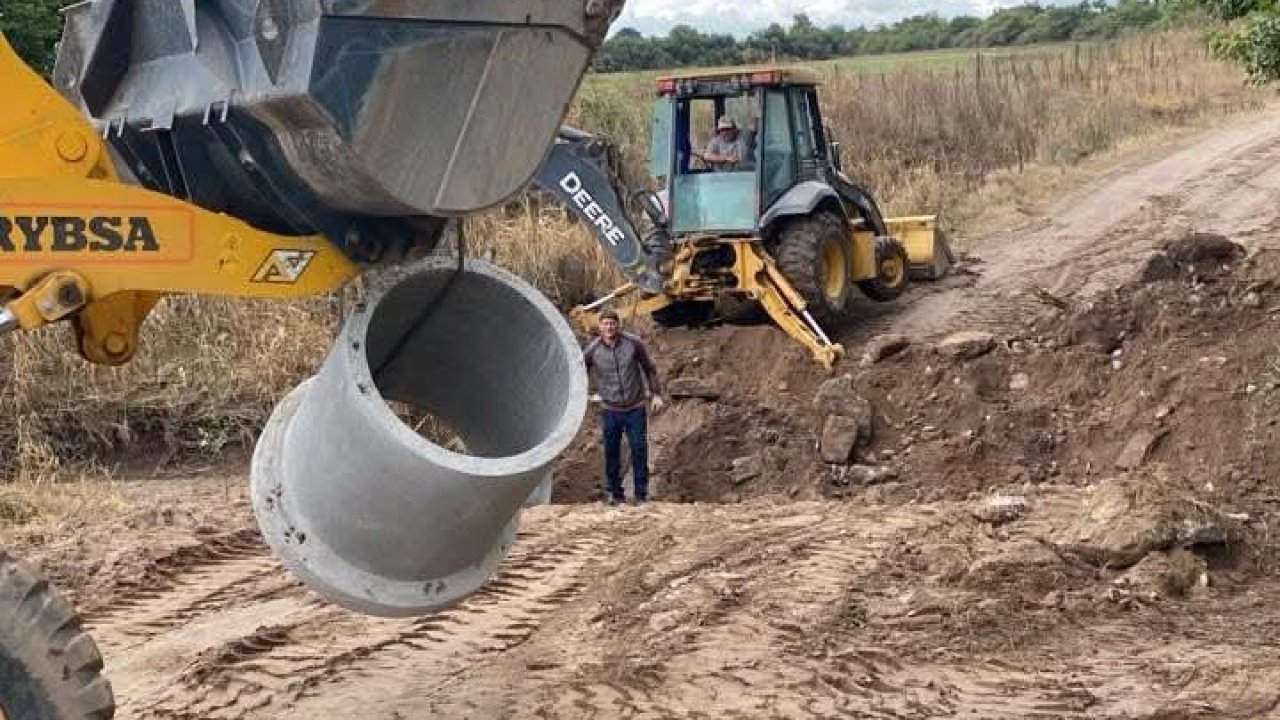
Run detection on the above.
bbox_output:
[364,266,574,459]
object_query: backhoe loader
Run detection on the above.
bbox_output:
[545,66,954,368]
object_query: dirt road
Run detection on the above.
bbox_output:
[46,107,1280,718]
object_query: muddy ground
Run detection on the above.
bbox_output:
[11,110,1280,719]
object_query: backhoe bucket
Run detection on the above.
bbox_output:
[885,216,954,280]
[250,257,587,617]
[54,0,623,236]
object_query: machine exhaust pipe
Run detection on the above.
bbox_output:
[251,257,587,617]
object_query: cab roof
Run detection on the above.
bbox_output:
[655,65,821,94]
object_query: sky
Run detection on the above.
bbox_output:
[612,0,1065,37]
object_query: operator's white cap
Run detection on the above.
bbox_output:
[716,116,736,130]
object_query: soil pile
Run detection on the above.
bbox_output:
[555,233,1280,542]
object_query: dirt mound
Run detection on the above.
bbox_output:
[555,233,1280,540]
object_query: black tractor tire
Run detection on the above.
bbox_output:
[0,549,114,720]
[773,212,852,322]
[651,300,715,328]
[857,236,911,302]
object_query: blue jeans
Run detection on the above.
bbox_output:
[601,406,648,501]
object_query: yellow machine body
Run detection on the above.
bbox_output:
[0,34,357,365]
[573,214,947,370]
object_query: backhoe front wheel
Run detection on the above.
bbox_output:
[858,236,910,302]
[774,213,852,322]
[0,549,114,720]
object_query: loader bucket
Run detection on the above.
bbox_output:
[885,215,954,281]
[53,0,623,236]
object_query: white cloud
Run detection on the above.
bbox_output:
[612,0,1071,37]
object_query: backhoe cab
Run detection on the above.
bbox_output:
[571,66,953,367]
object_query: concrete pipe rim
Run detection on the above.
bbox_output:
[250,377,522,617]
[346,256,588,476]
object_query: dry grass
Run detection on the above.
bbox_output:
[0,295,337,480]
[821,33,1267,230]
[0,470,130,539]
[0,30,1267,483]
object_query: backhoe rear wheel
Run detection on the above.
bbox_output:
[773,212,852,322]
[0,549,114,720]
[857,236,910,302]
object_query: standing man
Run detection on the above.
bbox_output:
[583,309,664,506]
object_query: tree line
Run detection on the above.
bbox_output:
[4,0,1275,84]
[595,1,1192,72]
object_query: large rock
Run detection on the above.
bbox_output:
[821,415,862,464]
[1054,479,1238,568]
[1114,548,1207,599]
[814,375,874,422]
[814,375,875,464]
[937,331,996,359]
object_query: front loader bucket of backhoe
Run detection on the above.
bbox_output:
[54,0,623,234]
[884,216,955,280]
[250,257,587,617]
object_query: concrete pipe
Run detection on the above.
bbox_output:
[250,257,587,617]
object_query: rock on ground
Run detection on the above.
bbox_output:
[937,331,997,359]
[821,416,863,464]
[667,377,720,400]
[1114,428,1167,470]
[1114,548,1208,599]
[814,375,875,464]
[972,494,1031,525]
[861,334,912,365]
[1056,479,1238,568]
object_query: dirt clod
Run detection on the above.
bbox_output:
[1162,232,1245,269]
[1114,428,1167,470]
[667,377,720,400]
[1116,548,1207,599]
[972,494,1031,524]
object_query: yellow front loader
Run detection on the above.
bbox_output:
[0,1,627,717]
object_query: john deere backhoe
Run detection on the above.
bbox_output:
[0,3,947,718]
[544,66,954,368]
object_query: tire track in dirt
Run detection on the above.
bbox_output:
[472,505,958,720]
[107,513,617,719]
[81,528,271,624]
